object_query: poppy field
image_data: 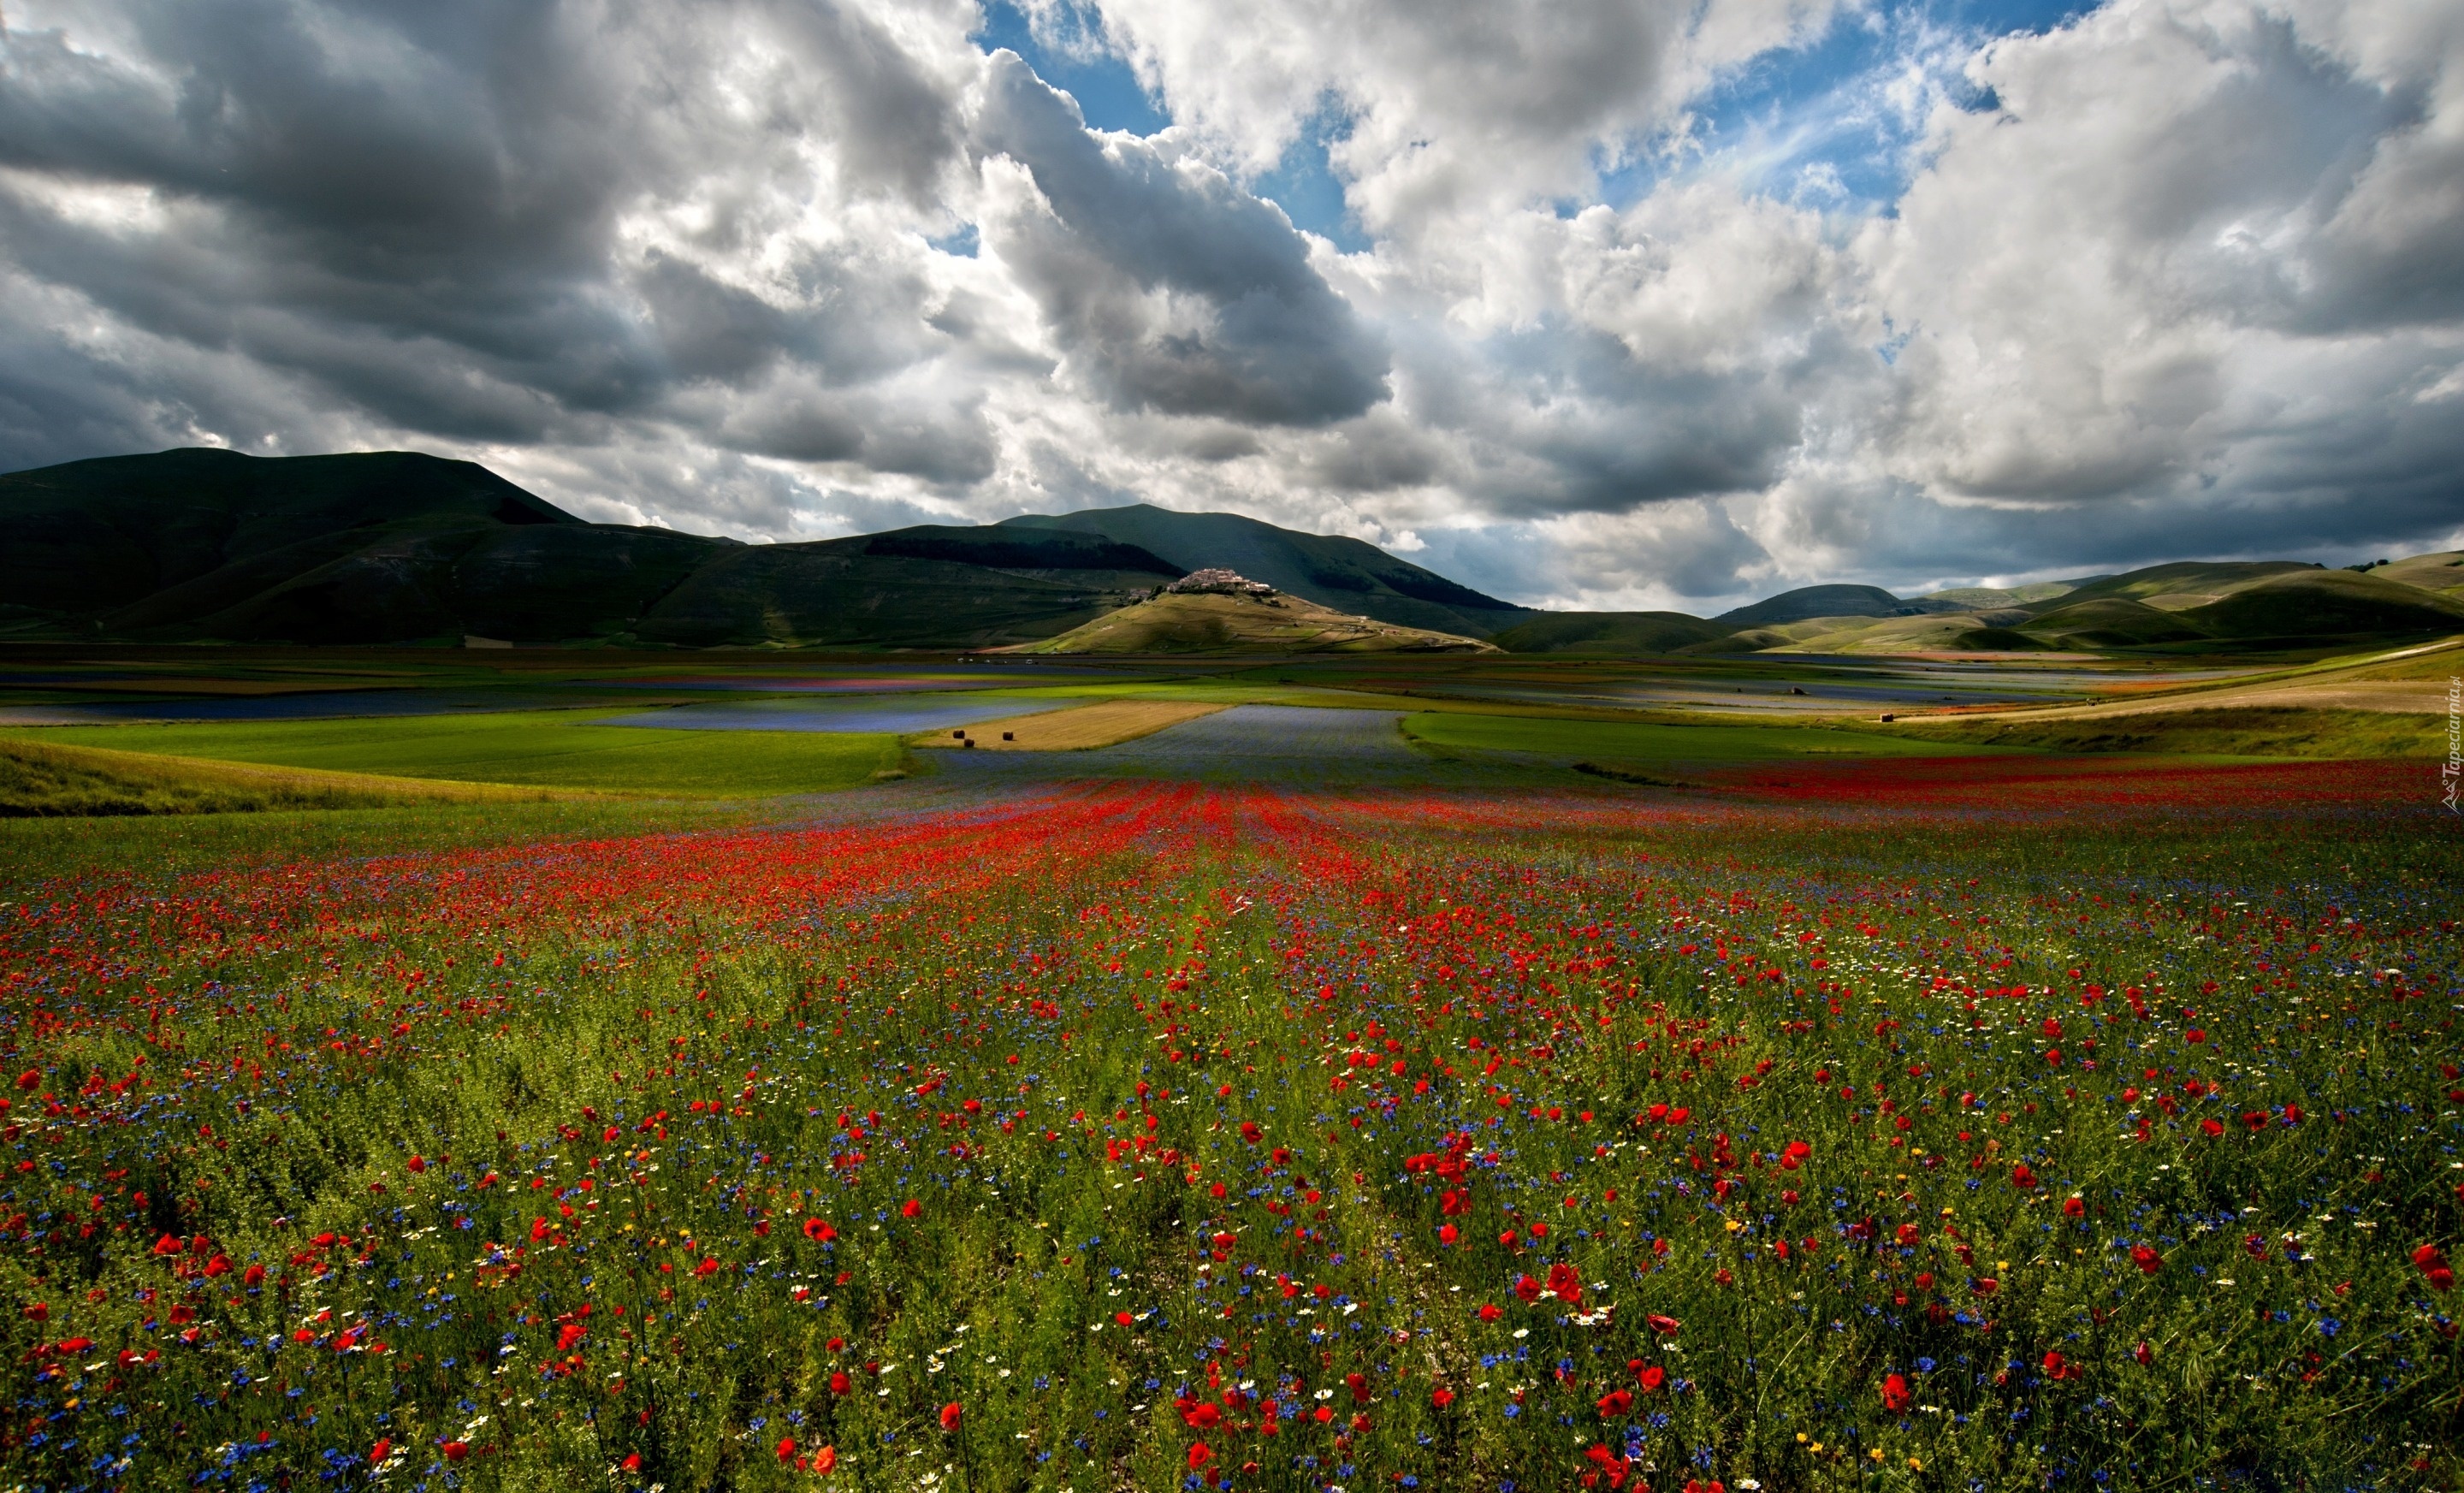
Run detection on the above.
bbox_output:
[2,761,2459,1492]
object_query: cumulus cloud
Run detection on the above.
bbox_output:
[0,0,2456,611]
[973,50,1389,425]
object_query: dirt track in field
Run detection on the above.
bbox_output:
[910,698,1229,750]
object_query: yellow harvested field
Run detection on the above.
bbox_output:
[912,699,1228,751]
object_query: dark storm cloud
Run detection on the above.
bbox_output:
[974,50,1389,427]
[0,0,977,473]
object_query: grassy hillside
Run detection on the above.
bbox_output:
[1713,583,1903,625]
[2037,560,2319,612]
[1007,590,1496,655]
[2368,550,2464,595]
[1917,579,2094,607]
[1490,611,1728,654]
[0,451,1179,649]
[2016,596,2212,648]
[2176,568,2464,643]
[997,504,1530,637]
[628,541,1160,649]
[0,447,576,614]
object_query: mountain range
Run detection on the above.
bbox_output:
[4,447,2461,654]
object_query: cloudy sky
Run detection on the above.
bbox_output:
[2,0,2458,610]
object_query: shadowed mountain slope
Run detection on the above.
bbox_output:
[996,503,1530,637]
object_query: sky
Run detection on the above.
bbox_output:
[0,0,2458,612]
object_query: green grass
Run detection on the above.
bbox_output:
[21,710,904,794]
[1401,710,2019,761]
[0,797,758,891]
[1885,706,2448,758]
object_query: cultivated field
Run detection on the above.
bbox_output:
[913,699,1229,751]
[0,645,2455,1492]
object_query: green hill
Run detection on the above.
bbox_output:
[15,447,2464,657]
[2176,569,2464,643]
[1713,584,1904,626]
[1487,612,1728,654]
[0,450,1189,648]
[2368,550,2464,598]
[995,504,1529,637]
[1006,589,1495,655]
[2031,560,2319,613]
[2015,597,2213,649]
[0,447,577,616]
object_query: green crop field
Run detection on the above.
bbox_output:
[1400,710,2015,762]
[21,712,903,796]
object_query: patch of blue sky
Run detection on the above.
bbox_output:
[974,3,1371,251]
[1595,0,2105,218]
[1250,112,1373,253]
[975,1,1167,136]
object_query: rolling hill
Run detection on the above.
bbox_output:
[0,448,1526,649]
[1486,611,1729,655]
[0,450,1198,649]
[8,446,2461,657]
[1004,588,1496,655]
[996,504,1530,638]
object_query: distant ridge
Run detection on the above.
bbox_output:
[997,503,1529,639]
[6,447,2459,656]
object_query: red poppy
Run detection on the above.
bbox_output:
[2131,1244,2162,1275]
[370,1439,391,1464]
[902,1200,922,1219]
[441,1442,470,1462]
[1596,1389,1633,1417]
[939,1402,962,1431]
[803,1218,836,1243]
[812,1446,836,1474]
[1477,1303,1501,1322]
[406,1155,425,1173]
[2064,1195,2085,1218]
[1646,1314,1682,1337]
[2414,1244,2454,1292]
[1881,1373,1913,1412]
[1635,1364,1667,1393]
[1188,1441,1214,1469]
[776,1437,796,1462]
[1431,1388,1454,1408]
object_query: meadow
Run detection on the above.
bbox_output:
[0,647,2457,1493]
[20,714,903,797]
[2,756,2458,1493]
